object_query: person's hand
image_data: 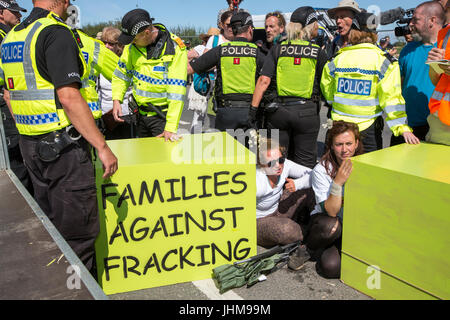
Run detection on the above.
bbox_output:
[157,130,180,142]
[427,48,445,62]
[112,100,124,123]
[97,144,118,179]
[284,178,296,193]
[402,131,420,145]
[439,64,450,76]
[334,159,353,186]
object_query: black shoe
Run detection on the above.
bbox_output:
[288,245,311,271]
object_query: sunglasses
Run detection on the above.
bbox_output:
[103,41,118,46]
[264,157,286,167]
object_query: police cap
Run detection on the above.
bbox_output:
[0,0,27,12]
[230,12,254,28]
[290,6,317,26]
[118,9,154,45]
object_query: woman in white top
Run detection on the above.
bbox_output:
[289,120,363,277]
[256,138,315,247]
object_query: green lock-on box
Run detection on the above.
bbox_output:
[341,143,450,300]
[94,132,257,295]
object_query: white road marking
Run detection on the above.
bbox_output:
[192,279,244,300]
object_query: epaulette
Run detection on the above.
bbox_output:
[171,34,186,50]
[384,52,397,63]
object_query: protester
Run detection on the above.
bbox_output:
[326,0,362,58]
[188,12,265,138]
[206,10,234,53]
[256,138,315,247]
[258,11,287,55]
[187,28,220,133]
[112,9,187,141]
[391,1,446,145]
[288,121,362,278]
[251,7,328,169]
[98,26,135,140]
[217,0,248,29]
[321,11,420,153]
[426,0,450,145]
[0,0,118,274]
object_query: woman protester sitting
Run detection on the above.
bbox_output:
[256,138,315,247]
[320,11,419,153]
[288,121,363,279]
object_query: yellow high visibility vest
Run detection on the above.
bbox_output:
[321,43,412,136]
[0,12,87,135]
[112,24,187,133]
[77,29,119,120]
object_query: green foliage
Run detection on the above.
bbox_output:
[81,20,121,38]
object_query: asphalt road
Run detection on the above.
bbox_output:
[108,94,384,301]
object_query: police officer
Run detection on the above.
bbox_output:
[250,7,328,169]
[112,9,187,142]
[74,28,119,124]
[0,0,118,273]
[188,11,265,135]
[0,0,32,194]
[320,11,420,152]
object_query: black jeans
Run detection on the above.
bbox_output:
[137,113,167,138]
[266,102,320,169]
[19,135,99,272]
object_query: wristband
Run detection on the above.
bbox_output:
[330,181,342,197]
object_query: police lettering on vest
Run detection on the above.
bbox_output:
[221,45,257,57]
[2,42,25,63]
[279,44,319,59]
[337,78,372,96]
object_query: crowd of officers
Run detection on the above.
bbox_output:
[0,0,448,279]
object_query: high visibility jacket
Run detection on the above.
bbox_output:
[276,40,319,98]
[112,24,187,133]
[0,12,87,136]
[219,41,258,98]
[76,29,119,120]
[321,43,412,136]
[429,25,450,126]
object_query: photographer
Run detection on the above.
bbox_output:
[391,1,446,145]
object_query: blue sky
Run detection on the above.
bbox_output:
[19,0,423,37]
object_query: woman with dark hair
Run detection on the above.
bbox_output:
[288,121,363,278]
[321,12,420,153]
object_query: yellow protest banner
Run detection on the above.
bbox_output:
[95,132,257,295]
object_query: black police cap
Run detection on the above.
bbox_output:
[0,0,27,12]
[290,6,317,26]
[230,12,253,28]
[118,9,154,45]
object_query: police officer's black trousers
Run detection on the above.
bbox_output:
[266,102,320,169]
[19,135,99,273]
[137,113,167,138]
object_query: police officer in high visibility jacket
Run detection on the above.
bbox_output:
[75,29,119,122]
[251,7,328,169]
[0,0,118,273]
[0,0,32,194]
[320,11,420,152]
[188,11,265,133]
[112,9,187,141]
